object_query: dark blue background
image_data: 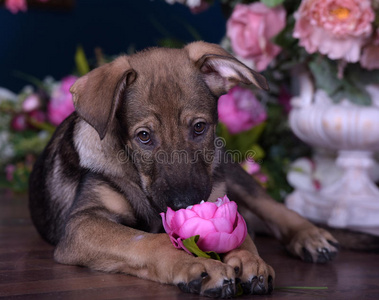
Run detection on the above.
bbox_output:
[0,0,226,92]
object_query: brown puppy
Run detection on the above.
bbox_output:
[29,42,339,298]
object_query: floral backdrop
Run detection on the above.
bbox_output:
[1,0,379,200]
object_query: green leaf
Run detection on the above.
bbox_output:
[332,82,372,106]
[260,0,284,7]
[75,46,90,76]
[248,144,265,161]
[272,16,296,49]
[236,283,244,296]
[309,57,342,95]
[182,236,221,261]
[346,64,379,86]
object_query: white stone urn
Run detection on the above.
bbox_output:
[285,72,379,236]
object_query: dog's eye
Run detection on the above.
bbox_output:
[137,131,151,144]
[194,122,206,135]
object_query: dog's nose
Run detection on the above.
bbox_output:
[165,189,207,211]
[168,196,201,211]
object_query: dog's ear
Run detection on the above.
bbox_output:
[70,56,136,140]
[185,41,268,96]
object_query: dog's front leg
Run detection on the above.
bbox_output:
[223,235,275,295]
[224,160,339,263]
[54,207,238,298]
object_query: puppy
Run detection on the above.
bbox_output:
[29,42,339,298]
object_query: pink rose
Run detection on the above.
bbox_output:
[160,195,247,254]
[360,29,379,70]
[227,3,286,71]
[5,0,27,14]
[218,86,267,134]
[48,76,77,126]
[293,0,375,62]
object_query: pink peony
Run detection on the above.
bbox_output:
[360,29,379,70]
[160,195,247,254]
[227,3,286,71]
[48,76,77,126]
[293,0,375,62]
[5,0,27,14]
[218,86,267,134]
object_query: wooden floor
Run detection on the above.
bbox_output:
[1,191,379,300]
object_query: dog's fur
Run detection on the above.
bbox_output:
[29,42,339,298]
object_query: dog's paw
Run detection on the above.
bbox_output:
[286,227,340,263]
[223,249,275,295]
[175,257,236,298]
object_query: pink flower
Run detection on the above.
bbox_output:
[241,159,269,185]
[293,0,375,62]
[227,3,286,71]
[5,0,27,14]
[218,86,267,134]
[160,195,247,254]
[241,159,261,175]
[360,29,379,70]
[5,164,16,182]
[48,76,77,126]
[22,94,41,112]
[11,114,27,131]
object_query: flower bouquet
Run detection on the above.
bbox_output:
[0,76,77,192]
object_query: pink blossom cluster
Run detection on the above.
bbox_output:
[11,76,76,131]
[47,75,77,126]
[293,0,377,67]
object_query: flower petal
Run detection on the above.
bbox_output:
[233,214,248,246]
[178,218,216,240]
[197,232,239,253]
[198,214,247,253]
[211,217,233,233]
[165,207,175,228]
[171,208,198,232]
[160,212,171,235]
[191,201,218,219]
[213,200,238,227]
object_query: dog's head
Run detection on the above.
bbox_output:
[70,42,268,211]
